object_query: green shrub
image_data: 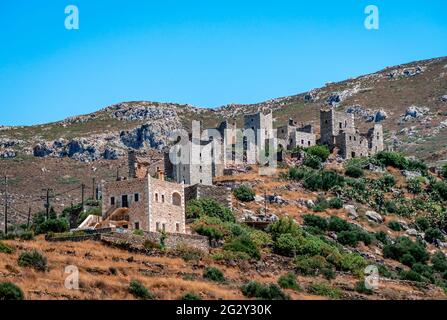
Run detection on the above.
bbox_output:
[203,266,225,283]
[388,221,402,232]
[355,280,373,295]
[383,237,429,266]
[249,229,272,248]
[328,216,352,232]
[322,267,336,280]
[337,231,359,247]
[176,245,204,262]
[328,197,343,209]
[400,270,423,282]
[287,166,311,181]
[432,252,447,273]
[223,235,261,260]
[0,241,14,254]
[338,253,367,275]
[128,280,155,300]
[18,250,47,272]
[295,255,329,276]
[267,217,301,241]
[192,216,228,241]
[375,231,389,244]
[274,233,301,257]
[384,200,398,214]
[0,282,24,300]
[76,207,101,227]
[407,178,423,194]
[34,218,69,235]
[277,272,300,291]
[306,145,330,162]
[303,214,328,231]
[181,292,202,300]
[345,165,364,178]
[415,217,430,232]
[211,250,251,262]
[187,198,235,222]
[241,281,289,300]
[233,185,255,202]
[375,151,409,169]
[19,231,34,241]
[379,174,396,189]
[424,228,444,244]
[308,282,341,299]
[303,154,322,169]
[133,229,144,236]
[431,181,447,201]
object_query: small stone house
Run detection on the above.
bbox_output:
[101,173,186,234]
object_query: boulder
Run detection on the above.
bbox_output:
[365,211,383,224]
[374,110,388,122]
[440,95,447,103]
[406,229,419,237]
[397,220,409,231]
[33,143,53,157]
[344,205,358,220]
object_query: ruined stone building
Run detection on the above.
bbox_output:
[128,149,165,179]
[320,108,384,159]
[277,119,317,150]
[101,171,186,234]
[243,111,274,162]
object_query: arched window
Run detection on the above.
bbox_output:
[172,192,182,206]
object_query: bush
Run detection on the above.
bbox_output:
[187,198,235,222]
[0,241,14,254]
[0,282,24,300]
[203,266,225,283]
[322,267,336,280]
[431,181,447,201]
[328,197,343,209]
[388,221,402,232]
[277,272,300,291]
[383,237,429,266]
[375,231,389,244]
[339,253,367,274]
[295,255,329,276]
[303,154,322,169]
[19,231,34,241]
[328,216,352,232]
[181,293,202,300]
[241,281,289,300]
[308,283,341,299]
[400,270,423,282]
[384,200,398,214]
[133,229,144,236]
[345,165,364,178]
[415,217,430,232]
[128,280,155,300]
[267,217,301,241]
[34,218,69,235]
[212,250,251,262]
[76,207,101,227]
[306,145,330,162]
[249,229,272,248]
[424,228,444,244]
[303,170,345,191]
[233,185,255,202]
[379,174,396,189]
[432,252,447,273]
[355,280,373,295]
[192,216,227,241]
[375,151,409,169]
[287,166,311,181]
[337,231,359,247]
[18,250,47,272]
[303,214,328,231]
[407,178,423,194]
[223,235,261,260]
[274,233,301,257]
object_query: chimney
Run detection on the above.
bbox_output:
[128,149,136,179]
[157,169,165,181]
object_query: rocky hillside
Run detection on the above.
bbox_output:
[1,56,447,164]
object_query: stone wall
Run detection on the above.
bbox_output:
[101,231,209,252]
[336,132,369,159]
[148,175,186,233]
[184,183,232,208]
[367,123,384,155]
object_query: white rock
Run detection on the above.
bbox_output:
[366,211,383,223]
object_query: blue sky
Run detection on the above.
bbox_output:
[0,0,446,126]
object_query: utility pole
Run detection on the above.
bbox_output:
[81,183,85,210]
[92,177,96,201]
[42,188,53,219]
[4,176,8,235]
[264,190,267,215]
[27,206,31,228]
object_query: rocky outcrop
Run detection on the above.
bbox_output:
[365,211,384,224]
[0,149,16,158]
[120,121,182,150]
[400,106,429,122]
[441,95,447,103]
